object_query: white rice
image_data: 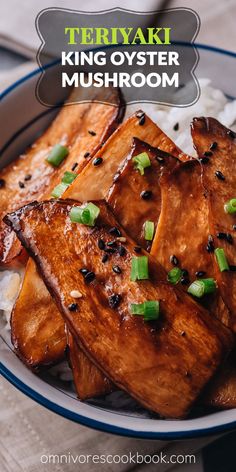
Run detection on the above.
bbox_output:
[0,270,22,330]
[1,78,236,380]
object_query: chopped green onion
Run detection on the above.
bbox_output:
[130,301,160,321]
[167,267,182,284]
[69,202,100,226]
[69,207,83,223]
[144,220,155,241]
[143,301,160,321]
[130,256,149,281]
[46,144,69,167]
[62,171,77,184]
[51,171,77,197]
[132,152,151,175]
[187,278,217,298]
[214,248,230,272]
[51,182,69,198]
[130,303,144,315]
[224,198,236,214]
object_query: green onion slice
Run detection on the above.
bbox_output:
[62,171,77,184]
[130,256,149,281]
[224,198,236,214]
[69,202,100,226]
[46,144,69,167]
[187,278,217,298]
[132,152,151,175]
[51,171,77,198]
[144,220,155,241]
[167,267,182,285]
[214,248,230,272]
[130,301,160,321]
[51,182,69,198]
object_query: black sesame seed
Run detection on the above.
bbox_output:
[229,265,236,271]
[138,113,145,126]
[84,271,95,283]
[170,255,179,266]
[200,157,209,164]
[180,276,190,285]
[206,242,214,253]
[140,190,152,200]
[173,122,179,131]
[71,162,78,170]
[113,265,122,274]
[98,239,105,250]
[0,179,6,188]
[227,130,236,139]
[217,232,233,244]
[206,235,214,252]
[118,245,126,256]
[204,151,213,157]
[24,174,32,181]
[233,225,236,231]
[68,303,78,312]
[93,157,103,166]
[226,233,233,244]
[102,254,109,263]
[88,130,96,136]
[107,240,117,248]
[217,232,227,240]
[79,268,89,275]
[196,270,206,278]
[180,331,186,336]
[104,247,116,254]
[182,269,189,277]
[18,181,25,189]
[210,141,217,150]
[84,152,90,158]
[108,293,121,309]
[134,246,141,253]
[215,170,225,181]
[109,227,121,237]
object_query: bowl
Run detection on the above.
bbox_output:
[1,43,236,439]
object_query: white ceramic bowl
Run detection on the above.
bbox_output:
[1,44,236,439]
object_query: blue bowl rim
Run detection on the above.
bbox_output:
[0,42,236,439]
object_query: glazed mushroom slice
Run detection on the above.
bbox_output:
[107,137,180,250]
[5,200,233,418]
[203,363,236,409]
[191,117,236,331]
[151,160,210,281]
[67,330,113,400]
[0,86,124,264]
[10,259,66,369]
[10,115,189,377]
[151,158,231,327]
